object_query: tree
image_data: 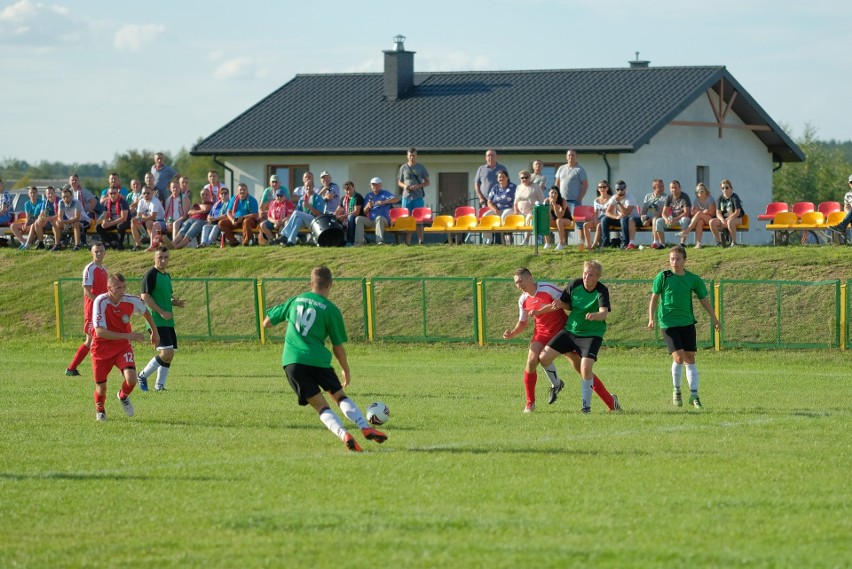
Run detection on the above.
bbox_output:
[111,149,159,187]
[773,124,851,205]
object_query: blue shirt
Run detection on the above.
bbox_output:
[24,199,43,222]
[228,195,259,217]
[488,182,517,212]
[364,189,396,221]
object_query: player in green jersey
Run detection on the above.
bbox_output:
[138,247,184,391]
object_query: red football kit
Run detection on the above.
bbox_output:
[82,261,108,335]
[90,293,147,383]
[518,282,567,343]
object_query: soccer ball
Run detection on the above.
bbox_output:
[366,401,390,426]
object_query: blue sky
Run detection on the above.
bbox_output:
[1,0,850,165]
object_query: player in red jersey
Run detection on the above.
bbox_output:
[90,273,159,421]
[66,243,108,376]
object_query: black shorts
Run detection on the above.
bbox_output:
[155,326,178,350]
[547,330,603,361]
[284,363,343,406]
[662,324,697,354]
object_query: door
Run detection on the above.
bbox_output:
[438,173,470,214]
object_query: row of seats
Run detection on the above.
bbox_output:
[757,201,842,221]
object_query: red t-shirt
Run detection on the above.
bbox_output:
[519,282,568,340]
[82,262,108,321]
[91,293,147,359]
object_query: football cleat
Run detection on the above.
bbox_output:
[524,402,535,413]
[118,392,135,417]
[673,390,683,407]
[581,406,591,414]
[610,394,622,412]
[65,368,81,377]
[137,374,148,391]
[689,395,703,409]
[548,380,565,405]
[96,411,107,422]
[361,427,387,444]
[154,384,166,392]
[343,433,363,452]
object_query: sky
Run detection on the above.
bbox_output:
[1,0,850,166]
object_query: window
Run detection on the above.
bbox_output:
[267,164,309,192]
[696,166,709,186]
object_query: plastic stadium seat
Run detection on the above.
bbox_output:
[825,211,847,226]
[389,207,410,223]
[572,205,595,223]
[766,212,797,228]
[451,214,478,231]
[424,215,453,231]
[791,202,815,218]
[817,201,841,216]
[796,211,825,229]
[477,206,491,219]
[472,215,502,230]
[757,202,790,221]
[501,214,528,229]
[454,206,476,218]
[411,207,433,224]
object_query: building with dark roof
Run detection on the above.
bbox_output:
[194,37,803,243]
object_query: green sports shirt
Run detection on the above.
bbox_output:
[266,292,348,368]
[652,269,708,329]
[141,267,174,328]
[560,278,611,338]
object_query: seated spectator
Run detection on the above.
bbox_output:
[281,183,325,246]
[335,181,364,246]
[99,173,129,206]
[127,179,144,218]
[827,174,852,236]
[97,185,131,249]
[67,174,98,225]
[709,179,744,247]
[179,175,193,201]
[543,186,572,250]
[318,171,341,215]
[641,178,668,249]
[199,187,230,248]
[514,170,545,245]
[584,181,612,249]
[34,186,60,248]
[172,187,214,249]
[53,186,88,251]
[131,185,167,251]
[260,188,295,245]
[680,183,716,248]
[164,179,191,242]
[12,186,44,249]
[604,180,640,249]
[0,177,12,227]
[260,175,289,222]
[143,172,162,204]
[483,170,516,245]
[662,180,692,246]
[355,177,399,245]
[218,183,259,246]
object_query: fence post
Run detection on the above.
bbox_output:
[714,282,720,351]
[54,281,61,340]
[365,279,374,341]
[476,279,484,346]
[841,282,847,351]
[257,280,266,344]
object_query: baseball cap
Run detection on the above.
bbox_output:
[269,175,279,183]
[615,180,626,190]
[320,171,331,177]
[848,174,852,183]
[370,177,382,184]
[275,188,286,197]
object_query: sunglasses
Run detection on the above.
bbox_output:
[721,185,731,189]
[597,185,608,189]
[520,176,530,180]
[616,187,626,191]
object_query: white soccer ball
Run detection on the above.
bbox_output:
[366,401,390,426]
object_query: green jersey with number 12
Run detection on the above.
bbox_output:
[266,292,348,368]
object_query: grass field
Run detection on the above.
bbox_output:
[0,339,849,568]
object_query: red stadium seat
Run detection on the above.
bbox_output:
[817,201,841,216]
[757,202,789,221]
[454,206,476,218]
[792,202,815,219]
[411,207,433,224]
[572,205,595,223]
[389,207,410,223]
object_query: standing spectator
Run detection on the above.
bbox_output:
[90,273,158,421]
[151,152,176,197]
[514,170,545,245]
[318,171,341,214]
[163,179,191,242]
[483,170,516,245]
[53,185,87,251]
[198,187,230,248]
[137,247,185,392]
[827,174,852,236]
[641,178,668,249]
[680,183,716,248]
[281,181,325,246]
[554,149,589,210]
[355,177,399,245]
[131,186,166,252]
[203,170,226,202]
[68,174,98,224]
[259,188,295,245]
[218,183,259,246]
[178,175,193,202]
[12,186,43,249]
[65,243,108,377]
[335,181,364,246]
[709,179,745,247]
[648,245,720,409]
[96,185,131,249]
[172,187,214,249]
[544,186,573,251]
[143,172,161,204]
[291,171,317,205]
[538,260,622,414]
[662,180,692,246]
[398,147,430,244]
[604,180,640,250]
[260,175,288,221]
[126,178,144,218]
[474,149,505,208]
[262,266,388,452]
[0,177,11,227]
[530,160,548,196]
[584,181,613,249]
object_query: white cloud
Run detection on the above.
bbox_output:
[0,0,38,22]
[113,23,166,52]
[213,57,269,81]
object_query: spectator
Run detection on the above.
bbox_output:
[0,177,12,227]
[604,180,640,250]
[554,149,588,210]
[334,181,364,246]
[355,177,399,245]
[163,178,191,242]
[474,149,505,208]
[514,170,545,245]
[530,160,548,195]
[151,152,176,197]
[53,186,87,251]
[483,170,516,245]
[317,171,341,215]
[543,186,572,251]
[99,173,128,206]
[131,185,166,252]
[827,174,852,236]
[203,170,226,201]
[126,178,143,219]
[680,183,716,248]
[68,174,98,222]
[172,187,214,249]
[662,180,692,246]
[97,185,131,249]
[281,180,325,247]
[291,171,317,205]
[584,181,613,250]
[219,183,259,246]
[398,147,430,245]
[178,175,193,202]
[198,187,230,248]
[259,188,295,245]
[260,175,288,222]
[143,172,161,204]
[34,186,60,248]
[709,179,745,247]
[641,178,668,249]
[12,186,42,249]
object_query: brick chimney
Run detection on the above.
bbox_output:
[383,35,415,101]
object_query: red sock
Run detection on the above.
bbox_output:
[593,375,614,410]
[68,344,90,371]
[523,371,537,405]
[94,391,106,412]
[119,380,135,399]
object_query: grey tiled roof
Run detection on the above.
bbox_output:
[194,66,803,162]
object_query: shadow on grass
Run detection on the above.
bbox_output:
[404,446,652,456]
[0,471,235,482]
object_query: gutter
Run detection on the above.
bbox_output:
[212,155,235,190]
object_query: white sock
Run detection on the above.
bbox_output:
[155,365,170,389]
[672,362,683,390]
[338,397,369,430]
[543,364,561,387]
[139,357,161,380]
[319,408,347,440]
[581,378,593,409]
[685,363,699,395]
